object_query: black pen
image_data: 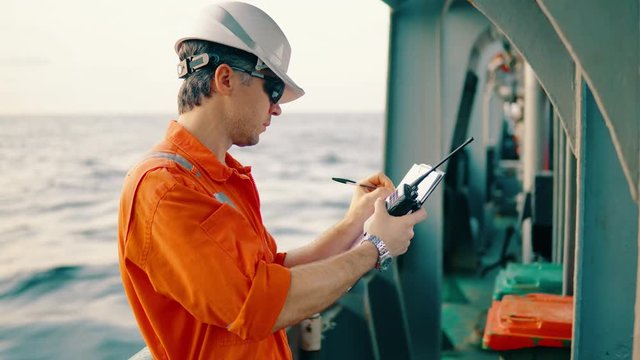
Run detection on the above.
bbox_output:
[332,177,377,191]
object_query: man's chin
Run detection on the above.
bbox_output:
[235,137,260,147]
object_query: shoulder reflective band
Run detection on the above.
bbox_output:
[213,191,237,209]
[147,151,201,177]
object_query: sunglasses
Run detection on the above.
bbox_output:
[230,67,285,104]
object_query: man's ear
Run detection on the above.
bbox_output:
[211,64,233,97]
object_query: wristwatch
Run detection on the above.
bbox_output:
[361,233,392,271]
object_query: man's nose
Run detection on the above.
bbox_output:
[270,103,282,116]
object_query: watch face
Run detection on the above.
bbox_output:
[379,257,392,271]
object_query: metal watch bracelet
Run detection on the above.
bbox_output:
[360,233,392,271]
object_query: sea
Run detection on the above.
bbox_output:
[0,113,384,359]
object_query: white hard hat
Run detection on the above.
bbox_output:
[175,1,305,104]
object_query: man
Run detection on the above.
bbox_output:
[118,1,427,359]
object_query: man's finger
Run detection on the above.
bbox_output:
[373,197,387,214]
[363,172,395,189]
[370,187,393,199]
[408,208,428,224]
[375,173,395,188]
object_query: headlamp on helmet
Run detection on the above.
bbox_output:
[177,53,221,79]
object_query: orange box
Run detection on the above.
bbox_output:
[483,293,573,351]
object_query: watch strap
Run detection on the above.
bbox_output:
[361,233,392,271]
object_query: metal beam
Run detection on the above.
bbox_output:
[538,0,640,202]
[441,3,490,153]
[440,1,494,264]
[468,0,576,151]
[562,138,576,296]
[553,109,565,264]
[382,0,441,11]
[384,0,445,358]
[573,83,638,359]
[522,63,547,190]
[381,0,407,9]
[553,110,567,263]
[521,63,547,263]
[636,207,640,360]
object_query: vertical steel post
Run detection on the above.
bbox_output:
[384,0,444,358]
[561,140,576,296]
[552,111,566,264]
[521,63,546,263]
[572,84,638,359]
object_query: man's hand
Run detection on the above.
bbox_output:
[344,172,395,226]
[273,195,427,331]
[365,198,428,257]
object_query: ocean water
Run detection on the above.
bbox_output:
[0,113,384,359]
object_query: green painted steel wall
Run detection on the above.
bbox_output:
[385,0,445,358]
[573,84,639,359]
[539,0,640,202]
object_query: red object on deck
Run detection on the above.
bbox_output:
[483,293,573,351]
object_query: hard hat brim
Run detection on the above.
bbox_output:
[270,66,304,104]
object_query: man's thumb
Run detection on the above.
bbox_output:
[374,197,387,213]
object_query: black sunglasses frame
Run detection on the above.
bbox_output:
[177,53,286,104]
[230,67,285,104]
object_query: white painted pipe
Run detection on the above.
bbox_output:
[521,63,546,263]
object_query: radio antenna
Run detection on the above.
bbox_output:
[408,137,474,188]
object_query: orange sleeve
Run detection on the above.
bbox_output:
[138,172,291,340]
[227,260,291,339]
[265,231,287,266]
[274,252,287,266]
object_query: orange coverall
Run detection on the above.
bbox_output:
[118,121,292,359]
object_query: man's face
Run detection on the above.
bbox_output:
[227,69,282,147]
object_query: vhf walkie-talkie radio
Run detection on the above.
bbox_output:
[386,137,474,216]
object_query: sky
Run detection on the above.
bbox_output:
[0,0,391,115]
